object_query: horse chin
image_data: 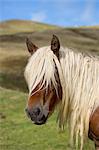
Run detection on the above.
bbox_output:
[31,114,48,125]
[34,120,47,125]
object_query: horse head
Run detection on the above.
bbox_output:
[24,35,62,125]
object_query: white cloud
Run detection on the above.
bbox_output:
[31,11,47,22]
[82,0,95,22]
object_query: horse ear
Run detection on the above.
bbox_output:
[26,38,38,55]
[51,35,60,59]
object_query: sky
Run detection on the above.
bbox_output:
[0,0,99,27]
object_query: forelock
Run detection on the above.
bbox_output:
[24,46,61,95]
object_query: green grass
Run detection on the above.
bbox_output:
[0,87,94,150]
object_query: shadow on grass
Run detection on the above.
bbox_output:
[0,72,28,93]
[0,55,28,92]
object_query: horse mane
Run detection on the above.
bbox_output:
[58,47,99,149]
[24,46,99,149]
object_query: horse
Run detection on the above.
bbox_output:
[24,35,99,150]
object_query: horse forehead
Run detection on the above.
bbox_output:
[25,46,52,73]
[35,46,51,54]
[28,46,52,62]
[39,46,51,51]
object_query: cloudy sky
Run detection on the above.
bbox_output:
[0,0,99,27]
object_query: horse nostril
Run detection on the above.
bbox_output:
[33,107,41,116]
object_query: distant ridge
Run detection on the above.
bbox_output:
[0,19,60,35]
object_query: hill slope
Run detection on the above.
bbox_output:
[0,20,99,91]
[0,20,60,35]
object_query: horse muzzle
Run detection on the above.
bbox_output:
[25,106,49,125]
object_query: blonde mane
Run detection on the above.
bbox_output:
[24,46,99,150]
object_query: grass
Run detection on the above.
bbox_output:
[0,87,94,150]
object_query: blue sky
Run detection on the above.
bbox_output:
[0,0,99,27]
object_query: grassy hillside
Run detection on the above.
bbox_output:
[0,20,60,92]
[0,87,94,150]
[0,22,99,91]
